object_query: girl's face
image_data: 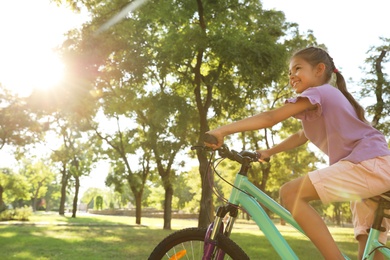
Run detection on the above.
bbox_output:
[289,57,325,94]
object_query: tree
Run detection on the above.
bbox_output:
[0,168,30,212]
[0,85,43,150]
[360,38,390,133]
[44,179,62,211]
[86,0,289,228]
[81,187,106,205]
[95,115,150,225]
[20,160,55,212]
[54,0,324,227]
[136,93,195,229]
[68,139,98,217]
[49,118,97,216]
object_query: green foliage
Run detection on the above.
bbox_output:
[95,195,103,210]
[173,171,198,211]
[359,37,390,134]
[0,206,32,221]
[324,202,352,224]
[0,85,44,148]
[182,168,202,213]
[14,206,33,221]
[0,209,13,220]
[145,184,165,210]
[81,187,105,204]
[0,168,30,208]
[49,0,332,225]
[20,159,55,205]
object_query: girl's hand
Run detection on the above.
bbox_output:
[256,150,271,162]
[204,130,224,149]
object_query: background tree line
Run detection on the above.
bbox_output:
[0,0,389,229]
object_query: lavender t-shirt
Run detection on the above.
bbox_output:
[286,84,390,165]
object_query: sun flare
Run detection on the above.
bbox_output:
[0,0,87,98]
[0,50,65,97]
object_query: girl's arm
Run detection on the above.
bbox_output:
[258,130,308,160]
[206,98,314,148]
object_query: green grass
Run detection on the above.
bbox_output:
[0,212,359,259]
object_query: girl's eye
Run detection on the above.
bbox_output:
[289,67,300,76]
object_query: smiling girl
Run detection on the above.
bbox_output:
[205,47,390,259]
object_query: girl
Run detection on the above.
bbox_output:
[205,47,390,259]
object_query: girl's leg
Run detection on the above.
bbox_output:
[357,235,384,260]
[280,175,344,260]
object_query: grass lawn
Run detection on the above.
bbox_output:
[0,212,359,259]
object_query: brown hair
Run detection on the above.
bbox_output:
[292,47,368,123]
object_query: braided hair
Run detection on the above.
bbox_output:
[292,47,368,123]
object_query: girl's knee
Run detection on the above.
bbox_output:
[280,176,317,211]
[280,181,297,210]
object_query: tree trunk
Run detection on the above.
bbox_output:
[334,203,341,226]
[59,166,68,216]
[0,185,5,212]
[193,0,214,228]
[198,155,214,228]
[372,50,387,127]
[135,193,142,225]
[71,176,80,218]
[32,198,37,212]
[163,185,173,230]
[32,183,42,212]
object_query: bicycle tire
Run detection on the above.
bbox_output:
[148,227,249,260]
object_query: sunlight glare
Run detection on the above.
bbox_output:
[0,49,65,96]
[0,0,87,97]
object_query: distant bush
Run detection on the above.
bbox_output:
[0,209,14,221]
[0,206,32,221]
[14,206,32,221]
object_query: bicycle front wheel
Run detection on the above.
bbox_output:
[148,227,249,260]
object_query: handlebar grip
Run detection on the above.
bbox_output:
[256,151,270,163]
[204,133,218,144]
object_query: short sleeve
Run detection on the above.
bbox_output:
[285,88,322,121]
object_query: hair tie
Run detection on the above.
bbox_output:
[333,68,339,73]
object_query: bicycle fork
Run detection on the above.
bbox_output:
[203,204,238,260]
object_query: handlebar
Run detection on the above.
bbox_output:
[193,133,267,165]
[218,144,259,164]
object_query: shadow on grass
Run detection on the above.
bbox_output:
[0,213,359,260]
[0,224,172,260]
[8,211,147,227]
[230,229,357,259]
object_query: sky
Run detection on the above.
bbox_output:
[0,0,389,194]
[262,0,390,92]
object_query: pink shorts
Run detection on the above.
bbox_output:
[308,155,390,243]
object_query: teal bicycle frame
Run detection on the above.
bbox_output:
[228,174,303,259]
[226,173,390,259]
[200,139,390,260]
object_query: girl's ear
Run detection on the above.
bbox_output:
[315,63,326,77]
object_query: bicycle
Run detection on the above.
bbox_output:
[149,134,390,259]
